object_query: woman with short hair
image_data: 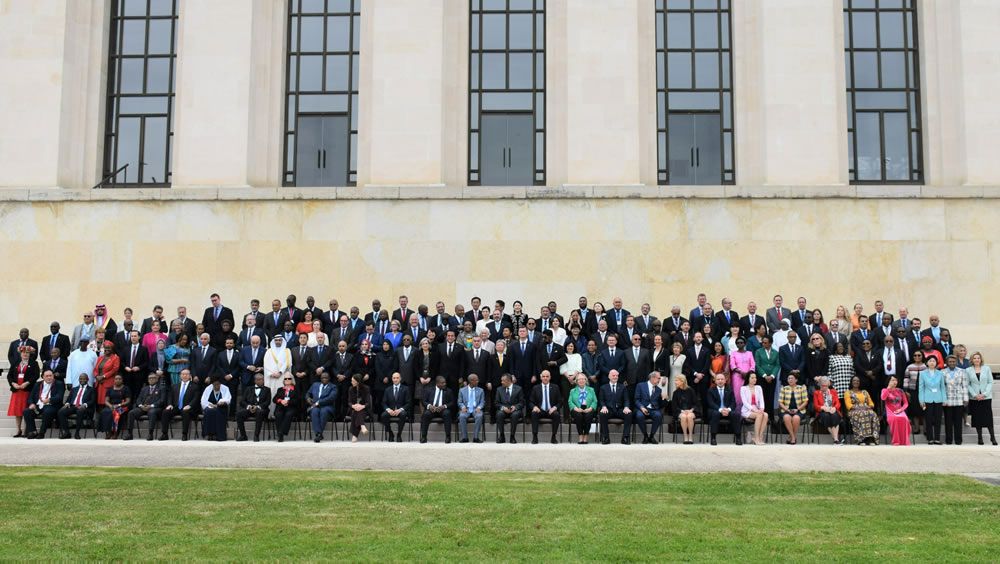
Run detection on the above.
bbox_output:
[813,376,844,445]
[568,373,597,444]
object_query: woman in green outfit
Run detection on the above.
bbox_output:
[568,373,597,444]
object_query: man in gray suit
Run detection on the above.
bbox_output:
[457,374,486,443]
[765,294,793,333]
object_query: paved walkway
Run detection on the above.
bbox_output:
[1,438,997,473]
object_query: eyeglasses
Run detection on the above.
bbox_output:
[283,378,293,381]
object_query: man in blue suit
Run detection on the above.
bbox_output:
[240,335,265,388]
[778,331,806,386]
[458,373,486,443]
[706,373,742,445]
[596,334,626,387]
[598,370,633,445]
[306,372,337,442]
[633,371,664,444]
[381,372,410,442]
[510,327,538,391]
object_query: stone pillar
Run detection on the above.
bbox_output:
[956,0,1000,185]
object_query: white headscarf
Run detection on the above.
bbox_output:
[265,335,290,373]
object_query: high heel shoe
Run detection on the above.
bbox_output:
[360,425,368,436]
[992,437,998,446]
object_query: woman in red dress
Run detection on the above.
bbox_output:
[93,341,120,406]
[7,348,39,437]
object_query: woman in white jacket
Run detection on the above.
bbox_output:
[740,373,769,445]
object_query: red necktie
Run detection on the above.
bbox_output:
[74,388,84,407]
[777,308,782,320]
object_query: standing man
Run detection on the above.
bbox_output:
[766,295,792,333]
[39,322,70,362]
[202,293,235,339]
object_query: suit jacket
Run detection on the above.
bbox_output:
[172,318,197,342]
[714,310,741,339]
[634,381,664,411]
[789,309,811,330]
[891,318,914,334]
[574,308,599,336]
[134,384,166,409]
[662,316,688,338]
[438,342,466,388]
[850,329,876,357]
[239,346,266,387]
[311,344,335,376]
[509,340,538,386]
[39,333,71,361]
[486,320,511,343]
[119,343,149,374]
[528,382,562,410]
[796,324,823,344]
[672,332,694,351]
[853,351,883,384]
[634,315,659,338]
[330,326,358,348]
[459,384,486,411]
[202,306,235,337]
[778,344,806,384]
[739,314,767,339]
[190,345,218,382]
[28,379,64,408]
[331,352,354,377]
[262,311,290,338]
[241,311,266,331]
[354,331,383,354]
[596,347,626,385]
[622,346,652,387]
[493,384,524,412]
[825,330,848,352]
[290,345,314,380]
[682,345,711,388]
[706,385,737,413]
[395,346,418,386]
[42,357,68,382]
[464,347,491,380]
[214,348,242,387]
[307,381,337,408]
[431,314,458,334]
[605,308,631,334]
[169,380,200,411]
[689,314,713,336]
[321,309,345,333]
[873,325,896,347]
[273,385,300,410]
[8,338,39,367]
[422,386,455,410]
[239,384,272,410]
[536,342,567,377]
[237,327,265,348]
[280,307,302,326]
[868,312,894,331]
[383,384,411,412]
[487,350,511,390]
[391,308,415,327]
[140,317,168,335]
[765,307,793,333]
[64,384,97,411]
[598,382,631,411]
[617,325,642,348]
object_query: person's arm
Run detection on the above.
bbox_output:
[844,392,854,411]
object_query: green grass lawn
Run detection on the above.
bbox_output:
[0,467,996,562]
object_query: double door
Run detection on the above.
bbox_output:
[295,114,349,187]
[480,113,534,186]
[668,113,721,185]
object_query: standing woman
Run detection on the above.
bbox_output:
[834,305,852,338]
[568,373,596,444]
[296,310,314,336]
[919,356,945,445]
[903,350,927,433]
[954,345,971,369]
[347,374,371,442]
[549,316,567,348]
[966,352,996,445]
[729,337,755,410]
[667,341,687,398]
[592,302,607,330]
[141,320,168,357]
[413,337,438,414]
[560,341,582,416]
[708,342,730,385]
[753,335,780,418]
[93,341,121,404]
[383,321,403,350]
[671,375,698,444]
[804,334,830,393]
[164,334,190,389]
[740,373,768,445]
[581,340,600,388]
[845,376,879,445]
[100,374,131,439]
[941,355,968,445]
[881,376,911,446]
[811,309,829,335]
[7,348,38,437]
[827,342,854,401]
[650,336,668,388]
[850,303,865,331]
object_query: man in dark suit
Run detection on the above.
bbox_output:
[606,297,630,334]
[634,371,665,444]
[330,315,356,349]
[853,340,882,398]
[140,305,167,335]
[391,295,415,327]
[672,321,694,351]
[202,293,235,339]
[321,300,345,334]
[596,334,626,387]
[826,320,848,351]
[617,316,642,348]
[42,349,67,386]
[574,296,598,337]
[113,321,136,355]
[172,306,197,343]
[395,335,417,386]
[778,332,806,386]
[591,318,612,350]
[159,369,199,440]
[123,373,166,440]
[310,333,334,380]
[190,333,218,388]
[39,322,71,361]
[215,337,242,404]
[262,299,288,339]
[796,315,823,344]
[868,300,894,332]
[241,299,266,331]
[510,327,539,391]
[739,302,766,339]
[789,297,811,331]
[622,333,652,388]
[57,373,95,439]
[240,336,266,389]
[381,372,410,442]
[850,316,875,357]
[683,333,711,399]
[706,373,742,445]
[22,370,64,439]
[463,296,483,327]
[438,331,466,391]
[419,376,454,443]
[690,305,715,339]
[486,340,509,419]
[663,306,688,340]
[465,337,491,383]
[290,333,314,392]
[873,315,896,346]
[303,296,324,323]
[363,299,383,325]
[893,326,917,365]
[714,298,741,341]
[494,374,524,443]
[634,303,658,340]
[537,330,567,382]
[120,330,149,397]
[486,310,510,343]
[598,370,633,445]
[528,370,561,444]
[236,373,271,442]
[331,340,354,416]
[238,314,266,348]
[306,372,337,442]
[8,328,39,367]
[280,294,302,326]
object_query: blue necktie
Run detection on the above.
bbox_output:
[178,383,185,409]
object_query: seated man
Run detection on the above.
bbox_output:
[159,369,199,441]
[634,371,665,444]
[124,373,166,440]
[529,370,561,444]
[58,373,95,439]
[236,373,271,442]
[706,373,742,445]
[494,373,524,444]
[381,372,410,442]
[23,370,65,439]
[458,373,486,443]
[419,376,453,444]
[598,370,633,445]
[306,372,337,442]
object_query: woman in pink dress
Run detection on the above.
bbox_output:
[728,337,755,414]
[882,376,912,446]
[141,320,168,357]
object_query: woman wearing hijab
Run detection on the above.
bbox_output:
[264,334,292,397]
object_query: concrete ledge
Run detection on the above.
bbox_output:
[1,184,999,202]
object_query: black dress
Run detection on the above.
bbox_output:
[671,387,699,417]
[347,385,371,437]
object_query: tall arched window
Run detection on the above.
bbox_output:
[844,0,922,183]
[469,0,545,186]
[102,0,178,186]
[283,0,361,187]
[655,0,734,186]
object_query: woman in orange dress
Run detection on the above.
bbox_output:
[93,341,121,405]
[295,310,315,336]
[7,348,39,437]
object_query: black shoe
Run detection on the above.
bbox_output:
[735,438,743,445]
[497,436,506,444]
[710,437,718,446]
[59,432,70,440]
[648,437,658,445]
[978,437,985,445]
[445,437,451,444]
[531,436,539,445]
[146,435,154,441]
[396,435,403,443]
[158,434,169,441]
[684,440,693,445]
[121,433,133,441]
[473,438,482,444]
[621,437,631,445]
[601,438,610,445]
[641,436,649,444]
[25,432,37,439]
[277,435,284,443]
[313,435,321,443]
[386,432,394,442]
[509,437,517,444]
[252,435,259,442]
[181,434,189,441]
[551,436,558,444]
[74,432,81,440]
[419,437,427,443]
[459,438,469,443]
[236,435,248,442]
[13,432,23,438]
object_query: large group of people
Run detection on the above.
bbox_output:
[5,293,997,447]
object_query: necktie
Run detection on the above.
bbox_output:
[179,383,186,409]
[300,346,305,357]
[394,385,399,397]
[320,384,325,397]
[74,387,84,407]
[202,346,207,358]
[548,344,553,355]
[214,306,220,320]
[475,350,479,361]
[318,346,324,355]
[543,385,549,410]
[434,389,441,407]
[611,384,616,395]
[887,352,892,371]
[777,308,782,321]
[719,388,724,405]
[131,345,137,365]
[448,344,452,356]
[51,335,56,349]
[521,342,526,354]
